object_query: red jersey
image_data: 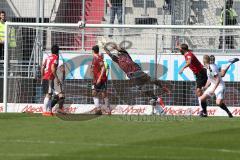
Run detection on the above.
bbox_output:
[92,54,107,83]
[42,54,58,80]
[110,50,141,77]
[118,54,141,76]
[184,51,203,74]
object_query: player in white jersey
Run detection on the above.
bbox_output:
[199,55,233,118]
[50,60,66,114]
[209,55,239,77]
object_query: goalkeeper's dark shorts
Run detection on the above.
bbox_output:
[128,70,151,86]
[195,68,208,89]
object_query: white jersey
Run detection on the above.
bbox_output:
[57,60,65,82]
[54,61,65,94]
[207,64,225,87]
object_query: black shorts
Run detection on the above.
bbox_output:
[42,79,64,95]
[42,79,54,95]
[128,70,151,86]
[92,82,107,92]
[195,68,208,89]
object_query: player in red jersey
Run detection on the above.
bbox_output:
[91,45,109,115]
[178,44,208,117]
[104,43,166,115]
[41,45,60,116]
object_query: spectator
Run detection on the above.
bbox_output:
[164,0,171,12]
[0,11,6,60]
[219,0,238,49]
[0,11,16,60]
[107,0,123,37]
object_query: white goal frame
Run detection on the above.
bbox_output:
[3,22,240,113]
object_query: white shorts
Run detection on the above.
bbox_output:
[204,85,225,100]
[53,79,64,95]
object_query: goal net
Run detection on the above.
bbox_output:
[2,22,240,116]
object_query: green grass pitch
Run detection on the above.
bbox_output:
[0,113,240,160]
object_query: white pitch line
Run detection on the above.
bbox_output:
[1,139,240,155]
[0,153,204,160]
[0,153,51,157]
[0,139,119,147]
[0,153,235,160]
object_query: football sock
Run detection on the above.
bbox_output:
[219,103,231,115]
[58,97,65,109]
[93,97,100,108]
[47,99,52,112]
[198,97,202,107]
[51,95,59,108]
[43,96,49,112]
[201,101,207,114]
[155,104,164,114]
[104,97,109,108]
[44,96,52,112]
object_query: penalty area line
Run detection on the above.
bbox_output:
[0,139,240,155]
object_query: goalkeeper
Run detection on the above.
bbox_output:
[103,43,166,114]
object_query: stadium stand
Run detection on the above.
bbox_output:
[1,0,240,52]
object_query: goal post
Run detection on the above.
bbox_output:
[2,22,240,116]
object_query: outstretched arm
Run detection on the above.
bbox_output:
[112,43,126,53]
[103,45,119,63]
[221,63,232,77]
[221,68,227,77]
[179,58,191,74]
[107,0,112,7]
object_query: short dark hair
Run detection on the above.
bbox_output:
[227,0,233,5]
[0,11,6,15]
[51,44,59,55]
[180,44,189,51]
[210,55,215,64]
[92,45,99,53]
